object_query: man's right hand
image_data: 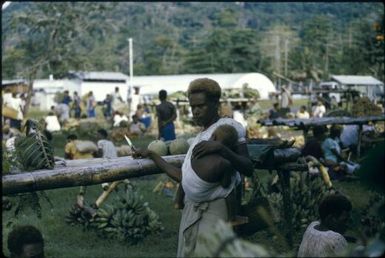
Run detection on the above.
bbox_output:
[132,148,152,159]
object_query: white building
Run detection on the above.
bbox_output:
[32,72,129,110]
[32,79,79,110]
[132,73,276,100]
[32,72,276,110]
[331,75,384,101]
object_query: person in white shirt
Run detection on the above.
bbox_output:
[94,129,117,190]
[4,93,24,130]
[111,87,124,113]
[44,111,61,132]
[95,129,117,159]
[130,87,141,117]
[113,111,129,127]
[280,84,292,109]
[296,105,310,119]
[232,104,248,129]
[312,100,326,118]
[55,103,70,125]
[298,193,352,257]
[129,114,146,136]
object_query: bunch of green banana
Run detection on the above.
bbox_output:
[65,203,93,229]
[90,186,163,244]
[265,172,330,231]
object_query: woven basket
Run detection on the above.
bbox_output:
[2,106,18,119]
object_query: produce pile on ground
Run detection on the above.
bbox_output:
[66,183,163,244]
[351,97,383,117]
[241,169,331,240]
[266,172,331,230]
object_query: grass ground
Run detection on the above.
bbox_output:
[2,164,372,257]
[2,100,379,257]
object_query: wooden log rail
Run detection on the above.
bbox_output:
[2,155,186,196]
[258,115,385,157]
[258,115,385,128]
[2,152,309,196]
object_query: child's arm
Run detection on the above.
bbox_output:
[192,155,235,187]
[133,149,181,182]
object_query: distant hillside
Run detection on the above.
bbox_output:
[2,2,384,82]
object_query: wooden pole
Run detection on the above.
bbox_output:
[95,181,123,208]
[2,155,185,196]
[357,124,363,158]
[277,169,293,247]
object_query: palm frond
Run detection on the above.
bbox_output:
[15,132,55,171]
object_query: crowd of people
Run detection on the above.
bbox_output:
[2,78,384,258]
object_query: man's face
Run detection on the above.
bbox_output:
[188,92,217,127]
[18,243,44,258]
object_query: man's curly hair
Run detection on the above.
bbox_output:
[187,78,221,102]
[8,225,44,256]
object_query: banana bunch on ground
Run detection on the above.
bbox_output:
[195,220,270,257]
[65,202,95,229]
[267,172,330,231]
[90,185,163,244]
[360,192,385,238]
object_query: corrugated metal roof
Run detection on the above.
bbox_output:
[331,75,383,86]
[2,79,27,86]
[68,71,128,81]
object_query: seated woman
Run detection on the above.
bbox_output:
[129,114,146,137]
[298,193,352,257]
[321,125,360,179]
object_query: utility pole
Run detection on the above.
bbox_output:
[284,39,289,77]
[275,35,281,77]
[127,38,133,115]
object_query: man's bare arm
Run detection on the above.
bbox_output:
[133,149,182,182]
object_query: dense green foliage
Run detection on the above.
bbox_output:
[2,2,384,82]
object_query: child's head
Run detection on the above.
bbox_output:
[132,114,139,123]
[7,225,44,258]
[97,129,108,139]
[330,125,342,139]
[318,193,352,234]
[210,124,238,150]
[67,134,77,142]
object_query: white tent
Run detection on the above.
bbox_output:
[133,73,276,99]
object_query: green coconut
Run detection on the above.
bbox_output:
[169,138,190,155]
[148,140,168,156]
